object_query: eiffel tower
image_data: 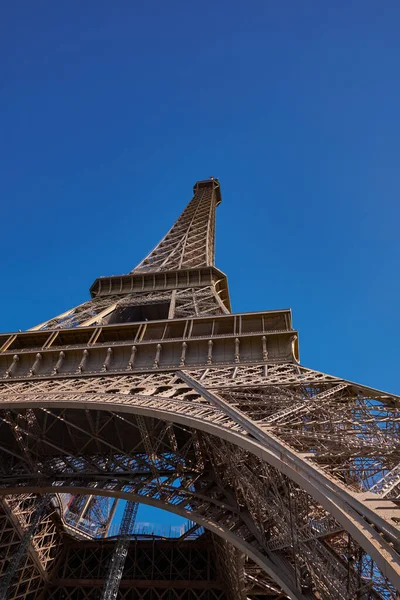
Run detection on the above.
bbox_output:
[0,178,399,600]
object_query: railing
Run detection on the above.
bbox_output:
[106,520,204,539]
[58,493,204,540]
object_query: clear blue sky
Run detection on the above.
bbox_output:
[1,1,400,528]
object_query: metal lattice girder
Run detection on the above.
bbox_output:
[0,497,47,600]
[47,536,228,600]
[4,494,62,572]
[119,501,139,536]
[100,538,130,600]
[61,494,117,538]
[100,502,140,600]
[0,495,51,598]
[26,280,231,331]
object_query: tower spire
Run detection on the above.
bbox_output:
[132,178,221,273]
[28,178,229,331]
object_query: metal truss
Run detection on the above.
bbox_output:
[100,537,129,600]
[0,494,62,600]
[0,178,399,600]
[61,493,117,538]
[0,494,51,598]
[44,535,226,600]
[26,276,229,335]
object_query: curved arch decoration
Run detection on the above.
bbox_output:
[4,484,308,600]
[0,375,399,596]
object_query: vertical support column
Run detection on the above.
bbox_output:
[105,499,119,537]
[101,501,139,600]
[76,495,93,528]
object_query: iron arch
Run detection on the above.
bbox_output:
[0,393,399,593]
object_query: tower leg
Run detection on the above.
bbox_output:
[0,494,50,599]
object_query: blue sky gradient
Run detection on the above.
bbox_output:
[1,1,399,528]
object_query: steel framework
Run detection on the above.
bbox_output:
[0,178,399,600]
[45,535,227,600]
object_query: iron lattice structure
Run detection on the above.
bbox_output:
[0,178,399,600]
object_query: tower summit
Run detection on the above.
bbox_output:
[0,179,399,600]
[30,178,230,331]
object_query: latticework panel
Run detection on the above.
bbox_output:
[62,494,117,538]
[5,494,62,570]
[46,588,226,600]
[29,286,227,332]
[0,494,62,600]
[0,501,44,600]
[31,295,122,331]
[201,376,400,498]
[201,435,399,600]
[173,287,228,318]
[44,537,226,600]
[212,537,246,600]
